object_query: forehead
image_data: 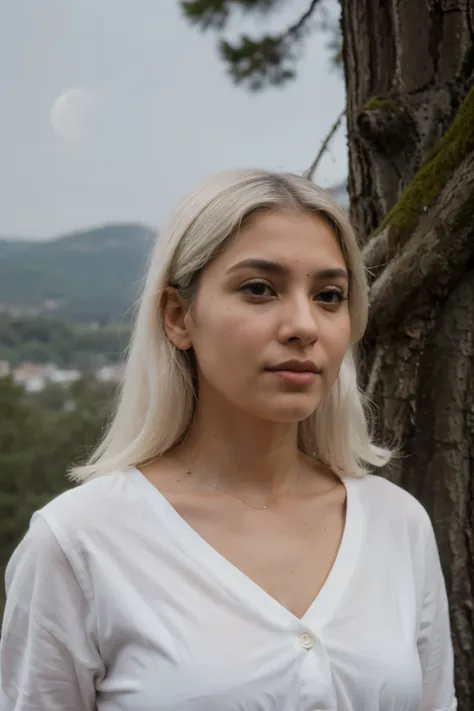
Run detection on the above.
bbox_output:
[214,209,346,272]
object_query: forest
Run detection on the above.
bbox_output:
[0,374,116,613]
[0,313,130,369]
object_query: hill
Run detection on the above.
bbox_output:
[0,239,38,260]
[0,224,155,323]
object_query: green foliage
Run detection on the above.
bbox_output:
[0,223,154,324]
[0,375,116,614]
[181,0,341,90]
[220,33,298,90]
[375,86,474,242]
[182,0,284,30]
[0,314,131,369]
[30,382,69,413]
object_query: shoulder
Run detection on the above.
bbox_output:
[6,470,147,594]
[24,470,146,558]
[349,473,433,539]
[39,469,139,526]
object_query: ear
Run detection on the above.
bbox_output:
[161,287,192,351]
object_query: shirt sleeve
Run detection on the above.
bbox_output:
[0,512,104,710]
[417,513,457,711]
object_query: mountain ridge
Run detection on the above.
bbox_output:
[0,223,155,323]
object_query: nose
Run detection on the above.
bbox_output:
[277,295,319,346]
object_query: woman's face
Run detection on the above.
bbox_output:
[167,209,352,424]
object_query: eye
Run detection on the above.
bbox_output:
[317,289,347,305]
[238,280,276,298]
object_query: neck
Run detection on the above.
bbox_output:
[175,399,303,496]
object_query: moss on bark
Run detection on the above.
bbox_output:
[365,96,394,111]
[360,94,416,154]
[373,86,474,242]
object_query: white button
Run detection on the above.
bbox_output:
[299,632,314,649]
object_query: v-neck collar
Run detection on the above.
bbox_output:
[129,466,363,630]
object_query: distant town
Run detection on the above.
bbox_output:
[0,360,124,393]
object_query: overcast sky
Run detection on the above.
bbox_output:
[0,0,346,239]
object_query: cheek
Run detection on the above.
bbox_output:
[190,302,266,367]
[324,318,352,366]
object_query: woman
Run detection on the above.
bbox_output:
[1,170,456,710]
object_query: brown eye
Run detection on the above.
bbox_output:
[317,289,347,304]
[239,280,275,298]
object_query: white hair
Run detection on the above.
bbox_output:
[70,169,391,482]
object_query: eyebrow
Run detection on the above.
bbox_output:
[226,258,349,282]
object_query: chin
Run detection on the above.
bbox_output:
[251,394,320,424]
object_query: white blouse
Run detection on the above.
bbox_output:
[1,469,456,711]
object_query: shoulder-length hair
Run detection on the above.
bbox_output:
[70,169,391,482]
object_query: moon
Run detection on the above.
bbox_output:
[50,88,101,141]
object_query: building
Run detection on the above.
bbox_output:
[13,363,54,393]
[96,364,124,383]
[13,362,81,392]
[50,367,81,385]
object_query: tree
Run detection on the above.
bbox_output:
[181,0,474,705]
[0,376,116,615]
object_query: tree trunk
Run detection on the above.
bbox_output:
[341,1,474,707]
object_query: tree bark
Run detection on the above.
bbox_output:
[341,0,474,707]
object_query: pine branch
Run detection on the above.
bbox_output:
[182,0,341,90]
[304,108,346,181]
[285,0,323,39]
[219,34,296,90]
[218,0,324,89]
[181,0,229,30]
[181,0,286,31]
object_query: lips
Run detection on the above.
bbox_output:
[266,360,321,374]
[265,360,321,386]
